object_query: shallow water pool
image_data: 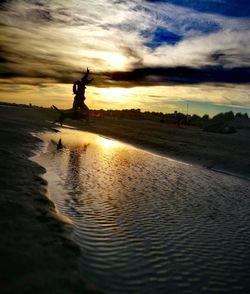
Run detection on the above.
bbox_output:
[34,128,250,294]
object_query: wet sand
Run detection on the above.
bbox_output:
[0,106,100,293]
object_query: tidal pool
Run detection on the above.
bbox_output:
[35,128,250,294]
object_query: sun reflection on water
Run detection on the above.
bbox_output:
[98,136,122,150]
[40,129,123,154]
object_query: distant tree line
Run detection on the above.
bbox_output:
[1,102,249,133]
[90,108,250,133]
[91,108,249,126]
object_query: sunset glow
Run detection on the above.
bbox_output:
[0,0,249,115]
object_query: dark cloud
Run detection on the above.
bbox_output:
[120,46,143,67]
[209,50,250,67]
[31,8,53,23]
[1,60,250,87]
[210,50,231,67]
[211,51,226,62]
[0,0,8,10]
[99,66,250,87]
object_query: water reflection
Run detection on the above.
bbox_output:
[41,129,124,152]
[98,136,121,150]
[35,128,250,294]
[67,145,89,194]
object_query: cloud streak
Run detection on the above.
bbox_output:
[104,66,250,86]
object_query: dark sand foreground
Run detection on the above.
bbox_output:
[0,106,99,294]
[0,105,249,293]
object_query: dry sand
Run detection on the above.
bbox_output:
[0,105,249,293]
[0,106,100,294]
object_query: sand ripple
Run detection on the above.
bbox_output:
[35,129,250,294]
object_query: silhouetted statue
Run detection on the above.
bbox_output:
[72,68,93,112]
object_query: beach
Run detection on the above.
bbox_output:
[0,106,99,294]
[1,105,250,293]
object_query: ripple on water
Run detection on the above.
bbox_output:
[35,129,250,294]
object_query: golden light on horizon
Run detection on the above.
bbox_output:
[98,87,135,102]
[0,82,249,117]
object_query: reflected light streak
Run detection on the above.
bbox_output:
[41,129,123,152]
[98,136,122,150]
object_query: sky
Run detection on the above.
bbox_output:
[0,0,250,116]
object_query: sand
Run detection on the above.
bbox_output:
[0,105,249,293]
[0,106,100,294]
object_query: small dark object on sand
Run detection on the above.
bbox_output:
[57,138,63,150]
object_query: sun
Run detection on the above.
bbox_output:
[104,53,127,70]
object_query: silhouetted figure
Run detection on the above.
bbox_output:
[57,138,63,150]
[174,111,182,128]
[177,113,182,128]
[186,115,191,126]
[72,68,93,112]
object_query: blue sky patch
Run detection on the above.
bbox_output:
[146,0,250,18]
[183,18,221,35]
[145,27,183,49]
